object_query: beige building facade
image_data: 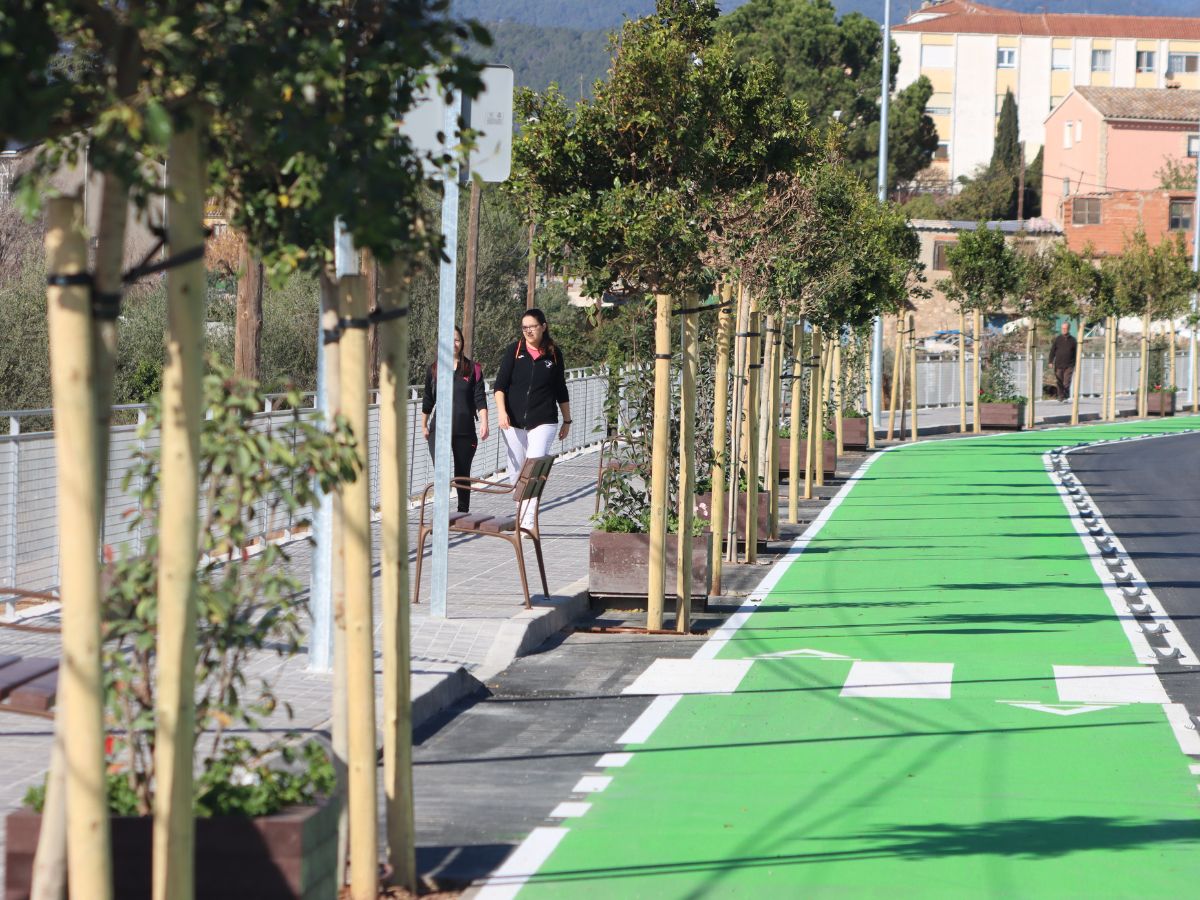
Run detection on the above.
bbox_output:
[893,1,1200,185]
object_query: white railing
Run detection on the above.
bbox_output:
[0,368,610,618]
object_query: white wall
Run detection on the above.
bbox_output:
[1114,39,1136,87]
[952,33,998,181]
[1018,37,1052,157]
[1074,38,1092,86]
[895,32,922,91]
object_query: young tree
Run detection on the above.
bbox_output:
[941,223,1019,432]
[512,0,814,630]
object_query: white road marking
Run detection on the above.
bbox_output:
[999,700,1119,716]
[622,658,753,696]
[596,752,633,768]
[572,775,612,794]
[1054,665,1170,705]
[751,648,856,660]
[549,802,592,818]
[1163,704,1200,755]
[840,661,954,700]
[617,694,682,745]
[472,826,569,900]
[1189,764,1200,775]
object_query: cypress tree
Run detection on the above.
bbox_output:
[994,89,1021,174]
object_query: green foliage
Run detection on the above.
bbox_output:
[100,364,360,817]
[978,333,1023,404]
[994,90,1020,174]
[1155,156,1198,191]
[939,223,1018,315]
[472,21,611,98]
[721,0,938,190]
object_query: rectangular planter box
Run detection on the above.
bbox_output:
[1148,391,1176,416]
[588,531,711,602]
[777,439,836,480]
[979,402,1026,430]
[6,800,337,900]
[841,416,869,450]
[694,491,770,544]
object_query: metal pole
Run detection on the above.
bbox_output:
[871,0,891,423]
[431,95,460,619]
[1191,135,1199,409]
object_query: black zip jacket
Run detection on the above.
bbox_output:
[494,339,570,429]
[423,359,487,436]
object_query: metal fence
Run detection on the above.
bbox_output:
[0,368,610,617]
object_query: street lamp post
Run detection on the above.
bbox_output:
[871,0,892,421]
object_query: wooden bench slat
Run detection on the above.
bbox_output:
[7,669,58,712]
[478,517,516,534]
[0,655,21,671]
[453,514,494,531]
[0,658,58,700]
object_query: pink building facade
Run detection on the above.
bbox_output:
[1043,86,1200,225]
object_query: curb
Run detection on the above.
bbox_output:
[411,579,591,730]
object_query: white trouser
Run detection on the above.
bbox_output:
[503,422,557,525]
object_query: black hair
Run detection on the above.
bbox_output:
[522,307,558,359]
[433,325,473,378]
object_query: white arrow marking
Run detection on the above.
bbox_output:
[751,648,856,661]
[999,701,1121,716]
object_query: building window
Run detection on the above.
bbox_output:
[1168,53,1200,75]
[1063,123,1073,149]
[1073,197,1101,225]
[934,142,950,161]
[1062,176,1072,198]
[1050,95,1065,110]
[1136,50,1156,73]
[997,48,1016,68]
[1052,48,1072,70]
[932,241,955,271]
[1091,49,1112,72]
[922,44,954,68]
[1188,134,1199,158]
[925,93,952,116]
[1075,120,1083,141]
[1169,200,1193,231]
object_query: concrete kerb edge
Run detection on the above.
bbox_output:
[411,578,592,729]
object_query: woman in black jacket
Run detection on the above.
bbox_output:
[422,326,490,513]
[493,308,571,523]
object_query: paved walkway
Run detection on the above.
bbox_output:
[480,415,1200,898]
[0,450,601,875]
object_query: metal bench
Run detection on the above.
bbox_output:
[413,455,555,609]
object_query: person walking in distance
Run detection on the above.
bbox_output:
[1049,321,1078,402]
[494,308,571,525]
[423,325,490,513]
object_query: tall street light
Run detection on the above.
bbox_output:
[872,0,892,421]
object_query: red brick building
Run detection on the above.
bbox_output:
[1062,188,1196,255]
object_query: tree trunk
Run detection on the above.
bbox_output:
[766,317,782,539]
[833,340,843,456]
[972,310,983,433]
[788,321,804,522]
[234,237,263,383]
[864,328,876,450]
[804,330,820,502]
[647,293,672,630]
[1169,321,1177,390]
[958,310,967,432]
[816,340,831,486]
[709,285,732,594]
[45,198,113,900]
[745,307,761,560]
[462,180,482,357]
[908,313,919,442]
[378,261,415,890]
[1029,321,1038,427]
[1071,317,1084,426]
[1139,311,1151,417]
[887,319,902,440]
[758,316,773,477]
[366,257,380,390]
[1025,324,1035,420]
[153,114,207,900]
[675,304,697,633]
[338,275,379,900]
[526,219,537,309]
[726,285,748,563]
[894,331,907,442]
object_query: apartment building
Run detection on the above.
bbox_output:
[893,0,1200,184]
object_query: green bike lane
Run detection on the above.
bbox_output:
[493,419,1200,898]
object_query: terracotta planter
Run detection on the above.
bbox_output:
[694,491,770,543]
[776,439,836,480]
[1147,391,1176,416]
[5,800,337,900]
[979,402,1026,430]
[841,416,869,450]
[588,531,711,601]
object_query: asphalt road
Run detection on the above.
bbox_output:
[1071,429,1200,708]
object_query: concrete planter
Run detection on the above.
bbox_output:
[777,438,836,480]
[841,416,869,450]
[588,531,711,602]
[979,402,1026,430]
[1147,391,1176,416]
[5,799,337,900]
[694,490,770,543]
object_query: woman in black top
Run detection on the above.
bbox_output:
[494,308,571,523]
[422,326,490,513]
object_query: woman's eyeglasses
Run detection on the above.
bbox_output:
[521,324,542,332]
